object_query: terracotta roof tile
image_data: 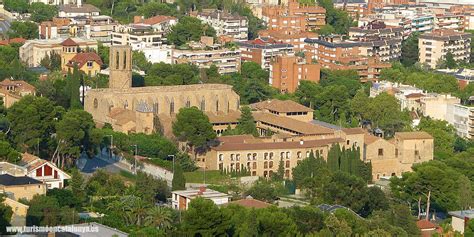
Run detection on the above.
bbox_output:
[416,220,437,230]
[364,134,382,145]
[224,198,272,209]
[342,127,366,135]
[206,110,241,124]
[218,135,255,144]
[406,93,425,99]
[0,79,36,93]
[66,52,103,69]
[250,99,313,113]
[252,112,333,135]
[61,38,78,46]
[142,15,177,25]
[108,108,136,126]
[0,38,26,46]
[395,132,433,140]
[213,137,343,151]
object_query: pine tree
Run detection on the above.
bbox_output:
[172,165,186,191]
[236,106,258,136]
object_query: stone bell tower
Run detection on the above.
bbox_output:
[109,45,132,89]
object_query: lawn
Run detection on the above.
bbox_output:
[184,170,231,185]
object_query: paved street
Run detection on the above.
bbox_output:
[78,152,130,176]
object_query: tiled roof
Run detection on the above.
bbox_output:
[142,15,177,25]
[0,79,36,92]
[405,93,425,99]
[416,220,437,230]
[0,38,26,46]
[66,52,103,69]
[206,110,241,124]
[395,132,433,140]
[212,137,342,151]
[108,108,136,126]
[20,153,40,165]
[0,174,42,186]
[250,99,313,113]
[253,112,334,135]
[364,134,381,145]
[342,127,366,135]
[61,38,78,46]
[218,135,254,144]
[224,198,272,209]
[59,4,100,13]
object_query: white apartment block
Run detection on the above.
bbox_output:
[19,38,98,67]
[58,4,100,18]
[448,104,474,139]
[171,188,230,210]
[197,10,248,41]
[172,48,241,74]
[419,29,472,69]
[111,24,167,47]
[30,0,77,5]
[435,14,465,31]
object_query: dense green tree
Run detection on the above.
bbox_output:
[442,51,458,69]
[172,107,216,154]
[144,63,199,86]
[66,66,82,109]
[30,3,58,22]
[85,169,127,197]
[255,206,299,236]
[318,25,336,35]
[0,195,12,234]
[7,21,39,40]
[284,205,325,234]
[181,197,231,236]
[366,92,411,137]
[47,189,81,209]
[167,16,216,46]
[234,106,258,136]
[417,117,456,157]
[40,52,61,71]
[27,195,78,226]
[0,138,20,163]
[317,0,353,34]
[390,160,466,212]
[137,2,177,18]
[171,165,186,191]
[54,110,99,168]
[4,0,29,13]
[128,133,178,159]
[292,150,327,188]
[320,69,361,97]
[323,172,368,214]
[7,96,60,156]
[350,89,370,121]
[70,169,86,203]
[401,32,419,67]
[246,180,280,203]
[385,204,420,236]
[135,171,171,202]
[145,206,174,230]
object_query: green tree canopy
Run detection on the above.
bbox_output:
[30,3,58,22]
[172,107,216,152]
[167,16,216,46]
[401,32,419,67]
[182,197,231,236]
[7,21,39,40]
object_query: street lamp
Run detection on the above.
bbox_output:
[168,155,175,173]
[131,144,138,174]
[105,134,113,159]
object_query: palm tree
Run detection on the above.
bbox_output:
[145,206,173,230]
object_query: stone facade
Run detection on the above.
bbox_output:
[84,46,240,136]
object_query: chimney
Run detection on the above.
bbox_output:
[198,186,206,195]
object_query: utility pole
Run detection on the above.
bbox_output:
[106,135,113,159]
[131,145,138,174]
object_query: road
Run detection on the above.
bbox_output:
[78,152,131,176]
[0,20,10,35]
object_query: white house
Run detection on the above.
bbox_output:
[448,209,474,234]
[171,187,230,210]
[20,153,71,189]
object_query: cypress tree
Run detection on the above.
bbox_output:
[327,144,340,172]
[67,66,82,109]
[274,160,285,181]
[236,106,258,136]
[172,165,186,191]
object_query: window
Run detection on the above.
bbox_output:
[247,153,252,160]
[236,154,240,161]
[280,152,285,159]
[230,154,234,161]
[297,151,301,158]
[415,150,419,156]
[285,160,290,168]
[219,154,223,161]
[200,97,206,111]
[253,153,257,160]
[186,100,191,108]
[346,140,350,145]
[395,149,398,157]
[269,152,273,160]
[264,153,268,160]
[253,162,257,169]
[170,99,175,114]
[216,100,219,112]
[87,61,93,67]
[269,161,273,168]
[264,171,268,177]
[285,170,290,178]
[93,98,98,108]
[264,161,268,169]
[286,152,290,159]
[378,148,384,156]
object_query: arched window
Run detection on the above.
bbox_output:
[230,154,234,161]
[280,152,285,159]
[297,151,302,158]
[93,98,98,108]
[153,102,159,114]
[269,152,274,159]
[124,100,128,109]
[269,170,273,177]
[252,162,257,169]
[236,154,240,161]
[247,153,252,160]
[200,97,206,111]
[218,154,223,162]
[253,153,257,160]
[170,99,175,114]
[216,99,219,112]
[263,171,268,178]
[285,160,290,168]
[285,170,290,178]
[264,153,268,160]
[186,100,191,108]
[286,152,290,159]
[264,161,268,169]
[269,161,273,168]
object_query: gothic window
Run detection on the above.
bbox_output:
[115,51,120,69]
[216,100,219,112]
[170,99,175,114]
[153,102,159,114]
[186,99,191,108]
[93,98,98,109]
[123,50,127,70]
[124,100,128,109]
[200,97,206,111]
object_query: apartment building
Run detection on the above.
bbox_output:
[238,38,294,70]
[334,2,367,20]
[435,14,465,31]
[58,4,100,18]
[172,48,241,74]
[367,0,409,13]
[258,29,317,51]
[19,38,98,67]
[197,10,248,41]
[359,12,435,37]
[111,24,167,47]
[449,104,474,139]
[348,21,404,41]
[270,55,320,93]
[262,0,326,31]
[419,29,472,69]
[304,36,392,82]
[39,16,117,45]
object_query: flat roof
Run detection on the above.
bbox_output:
[448,209,474,219]
[173,189,230,199]
[0,174,42,186]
